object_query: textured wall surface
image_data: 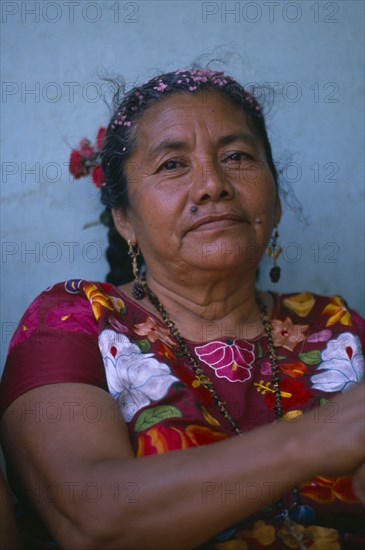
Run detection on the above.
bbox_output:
[1,0,364,372]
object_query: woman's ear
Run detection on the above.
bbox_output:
[112,208,136,244]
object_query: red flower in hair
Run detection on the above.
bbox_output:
[96,127,106,150]
[68,127,106,187]
[79,138,95,159]
[92,165,105,187]
[69,150,85,178]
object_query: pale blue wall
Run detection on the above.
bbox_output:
[1,0,364,371]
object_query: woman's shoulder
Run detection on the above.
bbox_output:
[270,290,364,341]
[4,279,124,365]
[271,290,362,316]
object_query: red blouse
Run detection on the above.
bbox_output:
[1,279,364,549]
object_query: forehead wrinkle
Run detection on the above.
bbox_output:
[217,132,257,147]
[148,138,191,159]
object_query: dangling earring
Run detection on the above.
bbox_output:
[266,227,282,283]
[127,240,145,300]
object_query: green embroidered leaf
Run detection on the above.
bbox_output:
[298,350,321,365]
[320,397,330,407]
[276,355,287,361]
[132,338,151,353]
[135,405,182,432]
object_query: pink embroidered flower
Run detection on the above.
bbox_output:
[271,317,308,351]
[134,316,176,347]
[307,329,332,343]
[194,339,255,383]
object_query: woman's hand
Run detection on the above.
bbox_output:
[300,382,365,478]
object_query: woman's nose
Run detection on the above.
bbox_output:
[191,161,234,204]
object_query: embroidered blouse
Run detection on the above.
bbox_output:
[1,280,364,549]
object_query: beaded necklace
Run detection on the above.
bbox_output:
[142,281,309,549]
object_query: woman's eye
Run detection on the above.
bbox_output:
[225,152,253,162]
[159,159,184,171]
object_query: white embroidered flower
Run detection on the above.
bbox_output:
[99,329,179,422]
[311,332,364,393]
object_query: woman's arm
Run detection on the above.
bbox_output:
[0,468,22,550]
[1,382,364,550]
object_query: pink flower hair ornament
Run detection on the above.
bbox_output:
[109,68,262,130]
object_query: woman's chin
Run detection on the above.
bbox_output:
[183,236,263,271]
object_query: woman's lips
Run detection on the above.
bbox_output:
[188,215,247,233]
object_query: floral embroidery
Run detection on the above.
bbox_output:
[46,302,99,335]
[109,295,126,312]
[240,520,276,546]
[8,296,41,352]
[108,315,129,333]
[134,316,176,346]
[64,278,83,294]
[195,339,255,383]
[300,475,358,504]
[134,405,182,432]
[282,409,303,421]
[255,379,313,412]
[99,329,179,422]
[260,359,307,378]
[311,333,364,392]
[307,329,332,343]
[202,406,221,426]
[271,317,308,351]
[156,341,176,360]
[278,523,340,549]
[136,424,228,455]
[172,362,213,407]
[321,296,353,327]
[280,361,307,378]
[84,283,114,320]
[283,292,315,317]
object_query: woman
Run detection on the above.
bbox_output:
[1,68,364,550]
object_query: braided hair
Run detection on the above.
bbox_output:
[100,68,278,286]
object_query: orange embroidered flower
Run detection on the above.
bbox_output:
[283,292,315,317]
[321,296,353,327]
[84,283,114,320]
[271,317,308,351]
[156,341,176,360]
[137,424,228,456]
[134,316,176,346]
[300,475,358,503]
[280,361,307,378]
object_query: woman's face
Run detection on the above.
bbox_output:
[114,91,281,279]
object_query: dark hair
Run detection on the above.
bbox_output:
[100,68,278,286]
